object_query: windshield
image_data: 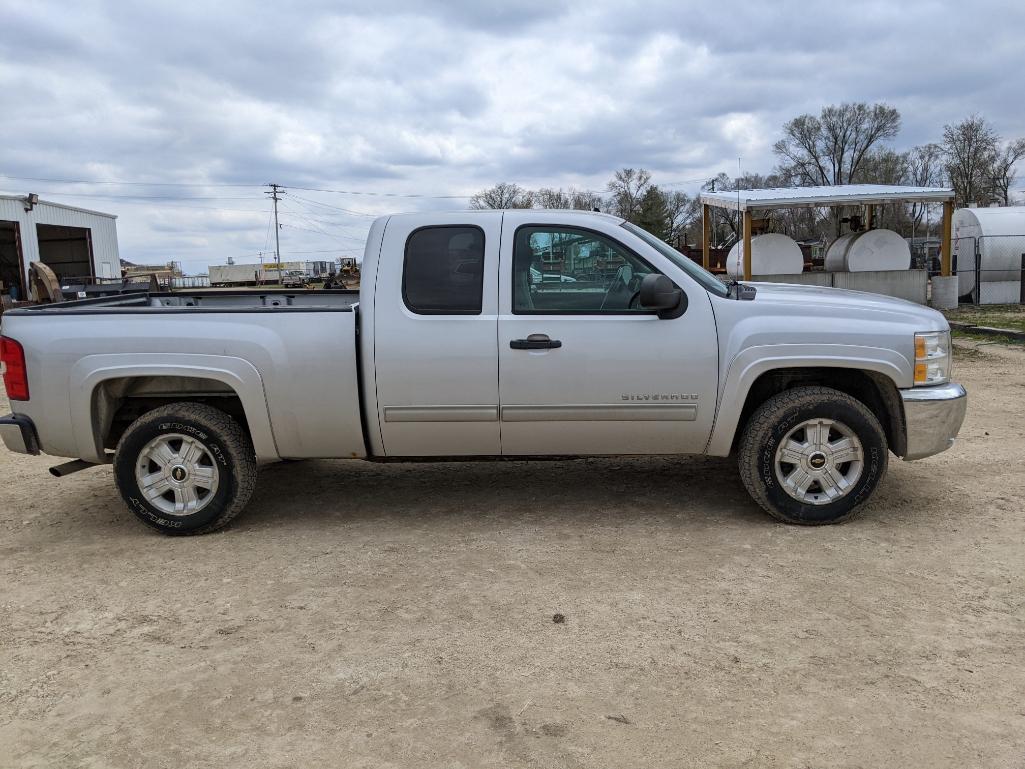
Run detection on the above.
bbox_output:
[621,222,729,297]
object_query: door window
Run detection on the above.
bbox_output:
[403,225,485,314]
[512,225,659,313]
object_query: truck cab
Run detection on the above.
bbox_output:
[362,210,721,458]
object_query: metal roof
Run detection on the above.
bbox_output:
[700,184,955,212]
[0,193,118,219]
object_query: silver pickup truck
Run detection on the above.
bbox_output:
[0,210,966,535]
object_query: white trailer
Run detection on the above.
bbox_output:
[210,262,317,287]
[209,264,265,286]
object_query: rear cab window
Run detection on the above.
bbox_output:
[402,226,485,314]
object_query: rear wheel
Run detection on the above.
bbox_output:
[114,403,257,535]
[738,386,888,525]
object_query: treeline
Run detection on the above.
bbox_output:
[469,170,694,246]
[469,104,1025,246]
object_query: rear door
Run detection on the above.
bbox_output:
[497,213,719,456]
[372,213,502,456]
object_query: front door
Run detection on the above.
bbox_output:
[497,218,719,455]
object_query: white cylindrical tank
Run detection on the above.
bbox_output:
[824,233,858,271]
[953,206,1025,300]
[725,233,804,278]
[824,229,911,272]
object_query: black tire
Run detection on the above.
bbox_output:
[114,403,257,535]
[738,386,888,525]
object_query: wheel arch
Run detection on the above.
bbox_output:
[707,346,909,458]
[70,356,279,462]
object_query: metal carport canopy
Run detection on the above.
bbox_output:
[700,184,955,212]
[698,184,957,280]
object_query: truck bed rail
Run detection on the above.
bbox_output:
[4,289,360,315]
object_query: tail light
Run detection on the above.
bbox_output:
[0,336,29,401]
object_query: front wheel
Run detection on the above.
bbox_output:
[114,403,257,535]
[738,386,888,525]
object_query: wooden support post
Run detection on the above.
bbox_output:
[742,209,753,281]
[864,204,873,230]
[940,200,953,277]
[701,204,711,270]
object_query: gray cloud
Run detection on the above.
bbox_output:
[1,0,1023,269]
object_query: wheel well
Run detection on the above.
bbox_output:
[733,367,906,457]
[93,376,251,452]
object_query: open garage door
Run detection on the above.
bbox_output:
[1,220,26,301]
[36,223,94,282]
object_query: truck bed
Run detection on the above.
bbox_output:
[1,288,367,463]
[6,288,361,314]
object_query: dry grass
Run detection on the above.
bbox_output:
[944,303,1025,333]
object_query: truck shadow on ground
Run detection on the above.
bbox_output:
[21,450,922,540]
[235,453,801,531]
[225,449,927,534]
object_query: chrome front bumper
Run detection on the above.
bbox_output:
[900,382,967,461]
[0,413,40,455]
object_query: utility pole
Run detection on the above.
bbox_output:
[265,183,284,279]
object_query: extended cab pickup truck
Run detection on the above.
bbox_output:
[0,210,967,535]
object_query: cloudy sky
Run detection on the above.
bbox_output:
[1,0,1023,272]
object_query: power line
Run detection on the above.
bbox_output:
[0,188,263,201]
[281,200,374,235]
[286,184,472,199]
[0,190,269,214]
[280,223,340,237]
[277,202,366,242]
[3,172,726,203]
[287,193,380,217]
[0,173,262,188]
[278,214,367,244]
[1,173,471,199]
[279,203,346,239]
[279,224,366,247]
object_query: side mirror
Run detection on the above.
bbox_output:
[639,274,686,319]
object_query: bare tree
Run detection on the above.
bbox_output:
[858,149,909,186]
[606,168,653,221]
[530,186,607,210]
[942,116,999,207]
[532,187,571,209]
[663,190,698,248]
[906,143,944,229]
[568,188,605,211]
[773,102,902,186]
[990,138,1025,206]
[469,182,533,209]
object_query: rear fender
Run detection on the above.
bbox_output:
[70,354,278,462]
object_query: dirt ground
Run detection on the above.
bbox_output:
[1,339,1024,769]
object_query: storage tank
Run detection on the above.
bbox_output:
[824,229,911,272]
[725,233,804,278]
[952,206,1025,303]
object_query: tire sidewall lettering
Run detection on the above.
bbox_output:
[752,394,887,524]
[116,414,237,534]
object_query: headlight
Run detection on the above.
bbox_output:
[914,331,951,385]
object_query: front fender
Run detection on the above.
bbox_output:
[69,353,279,463]
[705,344,911,456]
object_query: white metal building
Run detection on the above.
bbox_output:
[0,194,121,301]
